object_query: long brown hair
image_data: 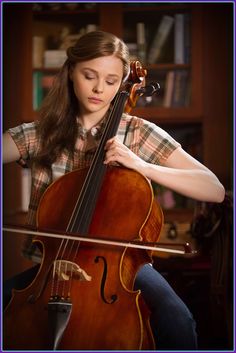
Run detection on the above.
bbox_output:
[36,31,130,168]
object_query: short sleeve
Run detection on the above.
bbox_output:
[7,122,39,164]
[139,119,181,165]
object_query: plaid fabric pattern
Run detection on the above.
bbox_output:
[8,113,180,262]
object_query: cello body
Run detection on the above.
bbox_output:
[3,166,163,350]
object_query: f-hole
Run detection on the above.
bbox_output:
[94,256,118,304]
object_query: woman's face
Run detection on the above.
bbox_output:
[70,55,124,117]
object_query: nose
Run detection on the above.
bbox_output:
[93,80,104,94]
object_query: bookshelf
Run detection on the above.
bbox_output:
[2,5,234,347]
[30,3,202,123]
[3,3,233,216]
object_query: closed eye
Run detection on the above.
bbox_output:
[85,74,95,80]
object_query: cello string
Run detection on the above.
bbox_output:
[50,238,65,298]
[61,239,79,299]
[51,238,73,297]
[67,92,128,235]
[57,239,71,299]
[54,238,79,299]
[51,95,123,286]
[52,92,129,291]
[65,97,119,233]
[68,240,82,298]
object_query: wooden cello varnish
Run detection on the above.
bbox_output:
[3,62,163,350]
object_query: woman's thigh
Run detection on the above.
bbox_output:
[3,265,40,309]
[134,263,198,349]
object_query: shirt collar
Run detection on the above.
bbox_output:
[77,112,109,141]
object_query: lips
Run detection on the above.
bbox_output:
[88,97,103,104]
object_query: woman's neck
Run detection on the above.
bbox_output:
[78,108,110,131]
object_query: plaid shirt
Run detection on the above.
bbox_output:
[8,113,180,262]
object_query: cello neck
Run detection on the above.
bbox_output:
[67,91,129,235]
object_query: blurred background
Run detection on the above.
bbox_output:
[2,2,233,350]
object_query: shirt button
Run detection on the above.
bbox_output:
[91,127,98,136]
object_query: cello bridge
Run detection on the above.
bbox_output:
[53,260,92,282]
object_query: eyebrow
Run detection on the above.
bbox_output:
[82,67,120,78]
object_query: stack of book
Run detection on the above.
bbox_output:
[147,15,174,64]
[163,70,189,108]
[147,13,190,64]
[33,72,55,110]
[174,13,191,64]
[44,50,67,68]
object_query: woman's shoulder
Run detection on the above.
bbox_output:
[21,120,39,131]
[7,120,40,158]
[121,113,144,126]
[121,113,160,131]
[8,120,39,135]
[121,113,180,146]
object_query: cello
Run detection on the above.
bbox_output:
[3,61,163,350]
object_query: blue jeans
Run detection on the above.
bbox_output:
[135,263,198,350]
[4,263,197,350]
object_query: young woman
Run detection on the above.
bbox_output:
[3,30,225,350]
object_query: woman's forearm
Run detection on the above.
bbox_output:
[142,162,225,203]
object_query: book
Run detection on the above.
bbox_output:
[33,73,55,110]
[136,22,146,62]
[127,43,138,61]
[44,50,67,68]
[174,13,191,64]
[32,36,45,68]
[171,70,189,107]
[174,14,185,64]
[163,71,175,107]
[42,75,55,99]
[184,13,191,64]
[33,71,43,110]
[147,15,174,64]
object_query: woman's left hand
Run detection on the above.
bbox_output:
[104,137,146,173]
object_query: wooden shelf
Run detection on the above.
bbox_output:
[33,9,97,16]
[123,4,191,12]
[132,107,202,124]
[147,63,191,70]
[33,67,58,73]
